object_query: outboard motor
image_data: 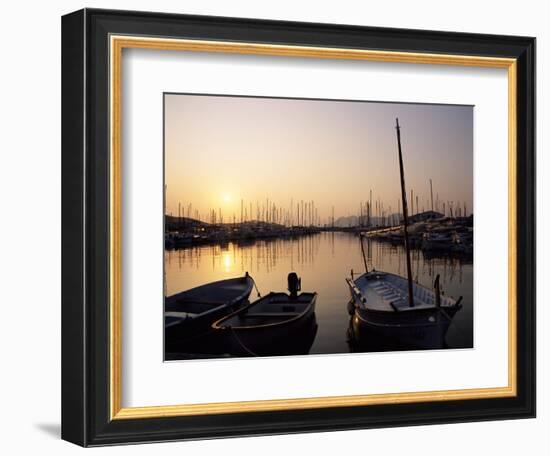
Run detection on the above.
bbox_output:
[287,272,301,299]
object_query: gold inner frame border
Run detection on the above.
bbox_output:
[109,35,517,420]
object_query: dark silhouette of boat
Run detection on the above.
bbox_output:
[212,273,317,356]
[165,273,254,345]
[421,231,453,251]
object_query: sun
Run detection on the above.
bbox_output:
[221,192,232,203]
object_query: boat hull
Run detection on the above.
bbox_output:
[214,293,317,357]
[165,303,242,345]
[347,271,461,350]
[165,275,254,349]
[222,313,318,357]
[348,304,460,350]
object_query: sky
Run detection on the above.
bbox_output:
[164,94,473,223]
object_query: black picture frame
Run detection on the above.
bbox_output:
[62,8,535,447]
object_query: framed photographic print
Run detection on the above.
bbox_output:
[61,8,535,446]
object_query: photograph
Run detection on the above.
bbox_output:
[163,94,474,360]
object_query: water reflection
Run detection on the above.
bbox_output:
[165,232,473,356]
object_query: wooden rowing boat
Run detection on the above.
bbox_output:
[347,118,463,350]
[346,270,462,349]
[212,274,317,356]
[165,273,254,344]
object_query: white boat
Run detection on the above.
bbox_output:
[346,118,462,350]
[346,270,462,349]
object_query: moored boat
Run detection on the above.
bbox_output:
[346,270,462,349]
[212,273,317,356]
[421,231,453,251]
[452,229,473,255]
[347,118,463,350]
[165,273,254,345]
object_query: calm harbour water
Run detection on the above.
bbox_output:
[165,232,473,354]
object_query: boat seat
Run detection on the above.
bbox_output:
[379,291,401,300]
[390,300,435,312]
[389,300,410,311]
[165,311,198,319]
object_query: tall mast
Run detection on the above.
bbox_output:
[369,189,372,227]
[395,118,415,307]
[430,178,434,212]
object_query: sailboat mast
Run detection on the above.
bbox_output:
[430,178,434,212]
[395,118,415,308]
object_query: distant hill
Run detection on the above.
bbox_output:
[333,215,358,228]
[165,215,286,231]
[165,215,209,229]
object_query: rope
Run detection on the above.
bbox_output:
[437,304,468,341]
[251,276,262,298]
[359,234,369,274]
[438,307,453,322]
[227,327,258,356]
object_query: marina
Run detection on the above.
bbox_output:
[164,232,473,359]
[165,215,473,256]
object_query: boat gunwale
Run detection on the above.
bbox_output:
[165,275,254,322]
[353,303,462,325]
[212,292,317,331]
[348,270,460,312]
[166,275,254,304]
